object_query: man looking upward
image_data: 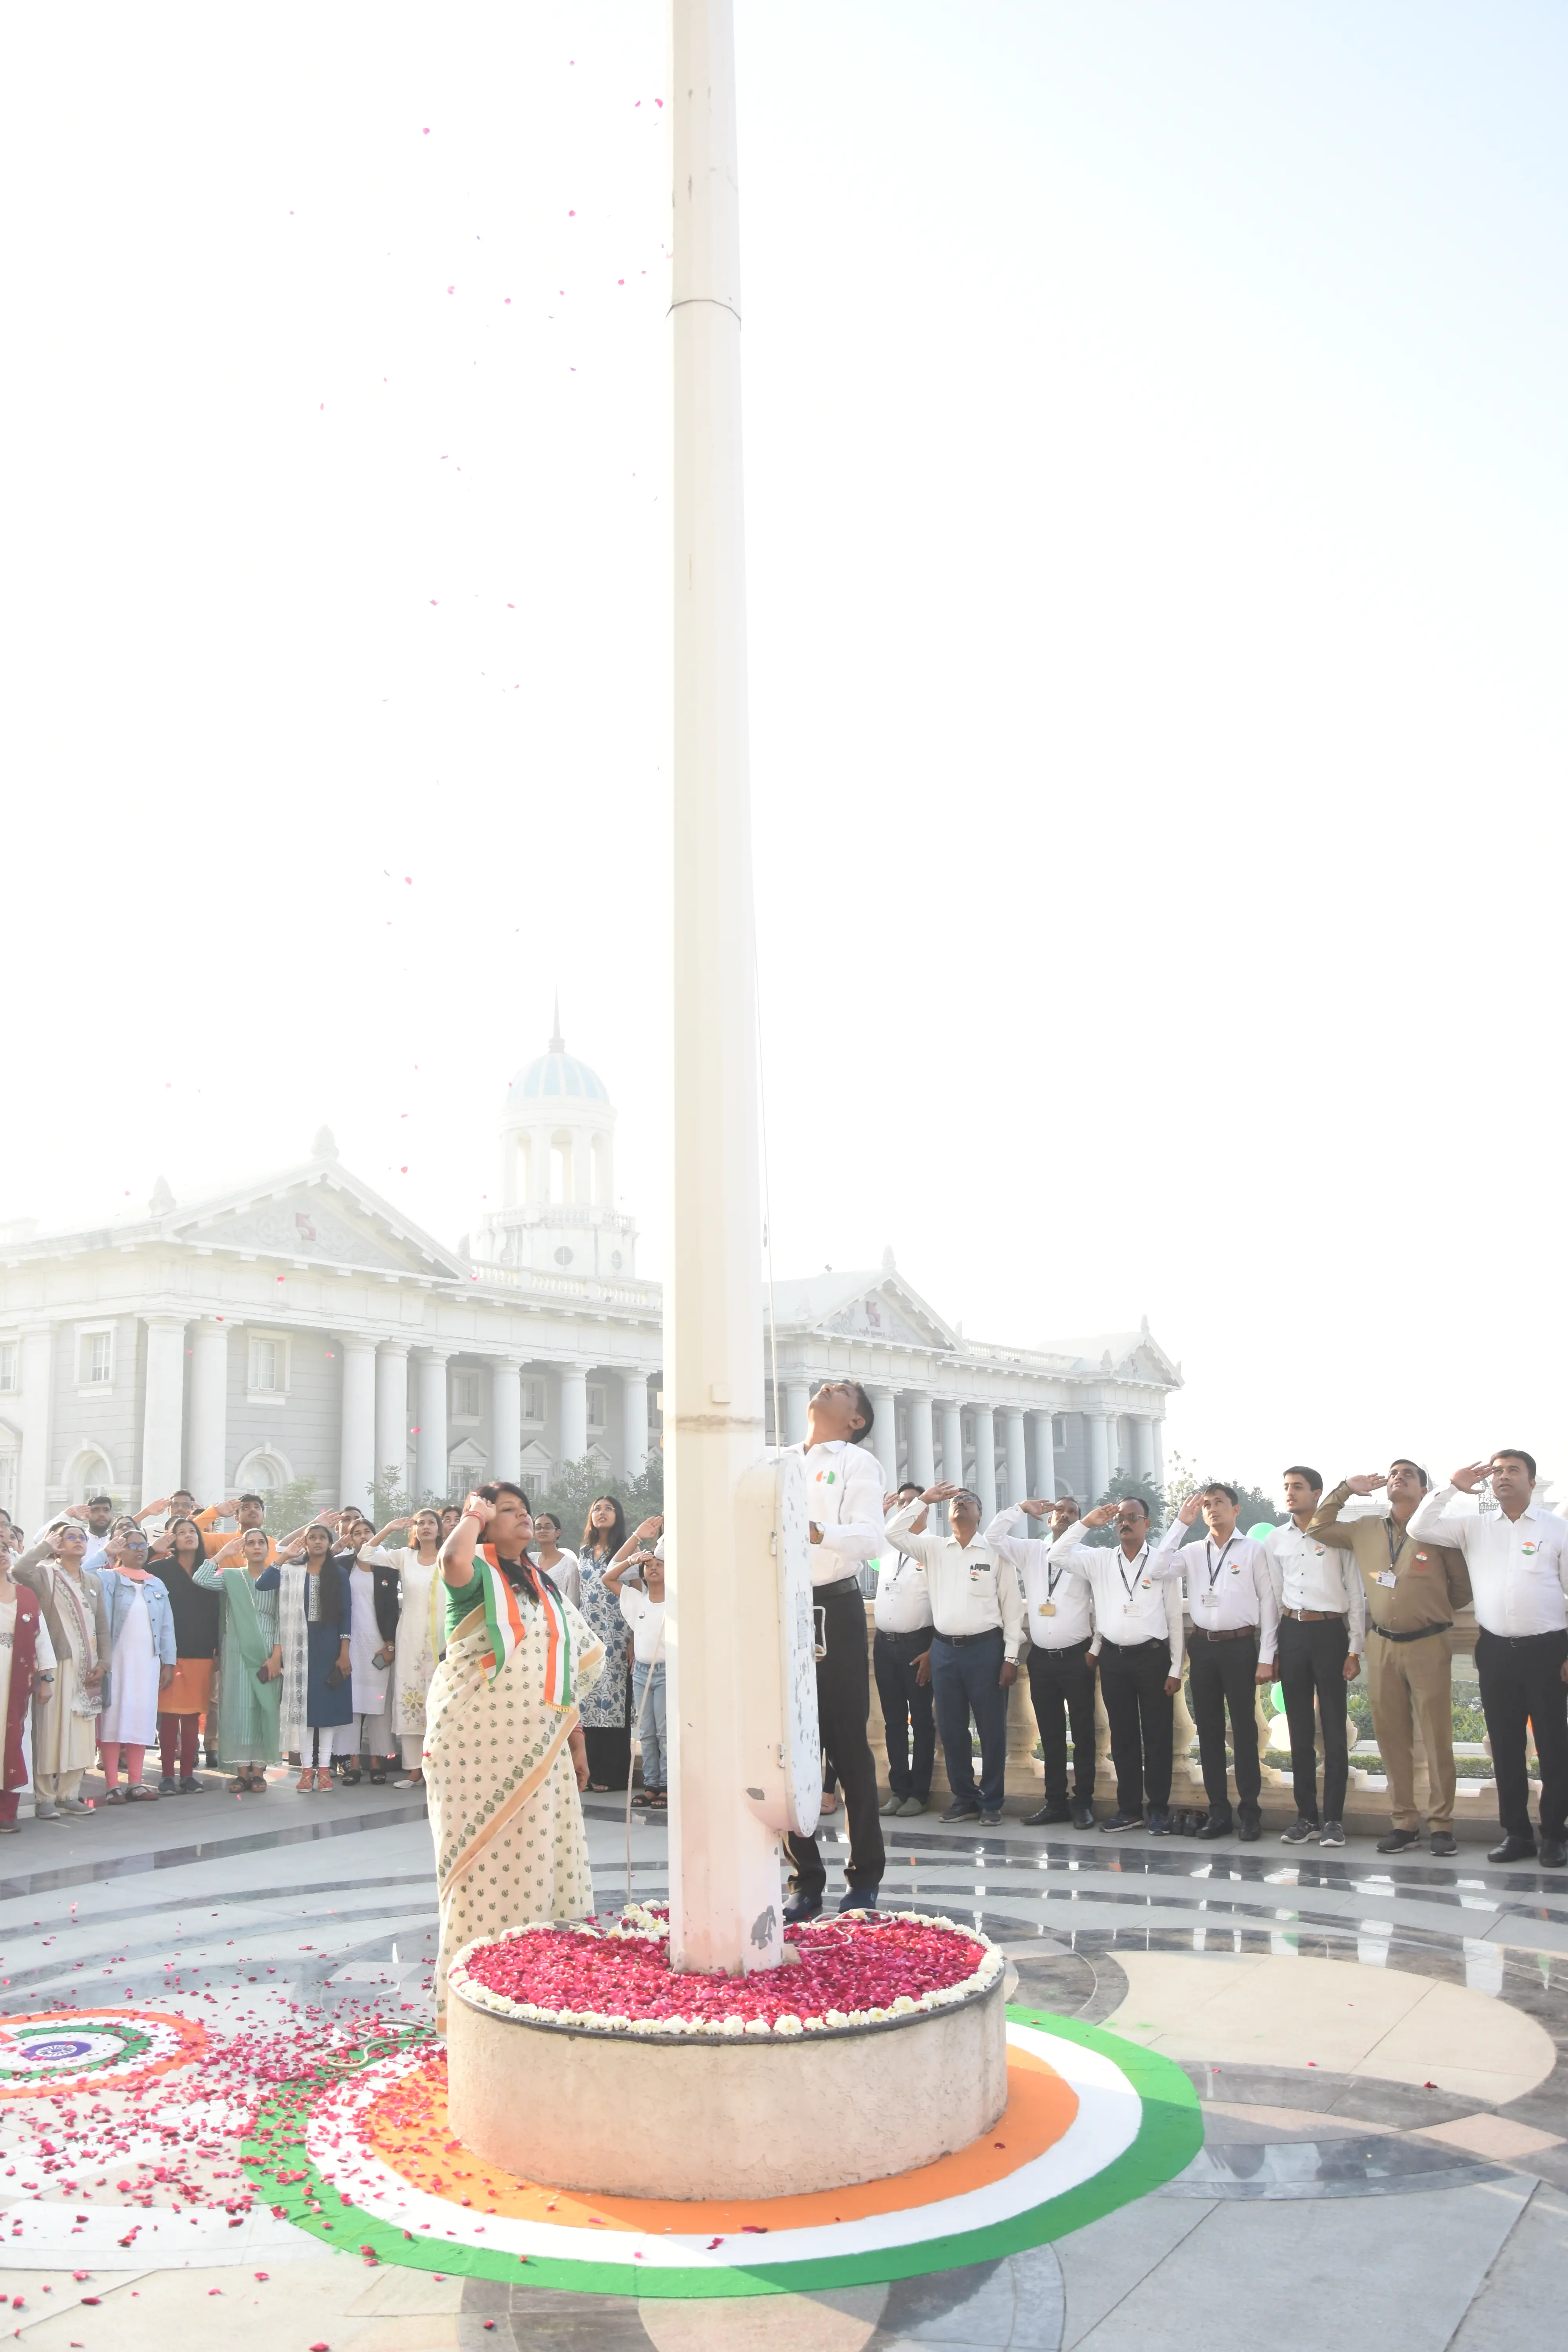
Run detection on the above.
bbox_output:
[987,1493,1098,1828]
[1266,1466,1366,1848]
[1408,1452,1568,1867]
[1051,1497,1182,1834]
[1149,1484,1276,1842]
[874,1484,935,1819]
[781,1381,887,1921]
[1307,1463,1470,1856]
[882,1483,1023,1827]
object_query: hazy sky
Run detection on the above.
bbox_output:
[7,4,1566,1494]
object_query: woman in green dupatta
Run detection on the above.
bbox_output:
[428,1483,603,2028]
[194,1528,283,1790]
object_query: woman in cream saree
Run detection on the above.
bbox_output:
[429,1483,603,2026]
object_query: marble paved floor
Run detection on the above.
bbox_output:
[0,1772,1563,2347]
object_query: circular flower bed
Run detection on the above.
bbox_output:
[447,1905,1002,2040]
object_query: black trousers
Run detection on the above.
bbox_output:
[873,1628,935,1801]
[1187,1629,1262,1812]
[1277,1614,1350,1823]
[584,1726,632,1791]
[1026,1640,1098,1802]
[1476,1626,1568,1842]
[786,1583,886,1896]
[1098,1639,1173,1815]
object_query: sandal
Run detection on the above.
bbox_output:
[244,1769,268,1792]
[297,1769,314,1794]
[632,1790,654,1807]
[315,1768,335,1793]
[339,1768,362,1786]
[649,1792,668,1809]
[103,1787,126,1805]
[228,1777,248,1795]
[126,1784,157,1802]
[369,1769,387,1784]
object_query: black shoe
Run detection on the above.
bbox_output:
[1540,1839,1567,1868]
[782,1891,824,1925]
[1073,1802,1096,1829]
[1100,1809,1145,1833]
[977,1809,1003,1828]
[1377,1827,1421,1854]
[1237,1808,1262,1843]
[941,1800,982,1823]
[158,1775,178,1797]
[1195,1813,1234,1841]
[1429,1829,1458,1858]
[1146,1807,1172,1836]
[1025,1801,1074,1826]
[1318,1820,1345,1848]
[178,1776,200,1794]
[839,1886,879,1913]
[1487,1835,1538,1864]
[1280,1817,1318,1845]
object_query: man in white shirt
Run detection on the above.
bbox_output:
[1409,1450,1568,1866]
[1265,1466,1366,1849]
[781,1381,888,1919]
[1150,1483,1276,1842]
[874,1483,935,1818]
[1051,1497,1182,1833]
[987,1495,1098,1828]
[884,1483,1024,1826]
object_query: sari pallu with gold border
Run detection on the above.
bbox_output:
[425,1555,603,2025]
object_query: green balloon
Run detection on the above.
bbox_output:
[1270,1681,1284,1714]
[1246,1521,1276,1541]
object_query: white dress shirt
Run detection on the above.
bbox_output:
[1406,1487,1568,1638]
[883,1503,1025,1657]
[985,1507,1097,1651]
[1149,1522,1278,1664]
[619,1585,667,1665]
[1265,1520,1367,1652]
[783,1440,887,1590]
[1048,1524,1184,1670]
[873,1546,933,1635]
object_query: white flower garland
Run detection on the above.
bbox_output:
[447,1908,1004,2039]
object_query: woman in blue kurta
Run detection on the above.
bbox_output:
[275,1521,353,1791]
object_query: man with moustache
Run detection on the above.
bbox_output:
[1051,1496,1183,1834]
[1266,1466,1366,1849]
[1149,1483,1277,1842]
[987,1494,1098,1827]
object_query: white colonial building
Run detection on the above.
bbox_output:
[0,1031,1181,1526]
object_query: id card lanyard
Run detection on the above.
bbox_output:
[1117,1544,1149,1608]
[1202,1537,1237,1605]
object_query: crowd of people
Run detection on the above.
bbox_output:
[0,1483,655,1833]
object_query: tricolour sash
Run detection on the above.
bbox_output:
[477,1546,573,1708]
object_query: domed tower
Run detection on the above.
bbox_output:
[472,1006,639,1279]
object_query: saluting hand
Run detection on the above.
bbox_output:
[1018,1499,1052,1520]
[1081,1503,1118,1528]
[1343,1473,1387,1496]
[1176,1492,1203,1528]
[1451,1461,1492,1494]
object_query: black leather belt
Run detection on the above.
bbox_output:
[1190,1624,1258,1643]
[933,1628,1003,1648]
[1372,1621,1451,1644]
[813,1576,864,1603]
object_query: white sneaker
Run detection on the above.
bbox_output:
[394,1777,424,1790]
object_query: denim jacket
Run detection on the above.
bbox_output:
[96,1570,178,1708]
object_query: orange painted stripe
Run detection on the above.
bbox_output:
[357,2043,1076,2234]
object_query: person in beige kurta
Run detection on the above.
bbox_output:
[428,1486,603,2028]
[15,1525,109,1815]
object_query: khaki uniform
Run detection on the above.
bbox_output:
[1306,1486,1470,1830]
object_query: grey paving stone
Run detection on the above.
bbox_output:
[1054,2197,1216,2350]
[1448,2180,1568,2346]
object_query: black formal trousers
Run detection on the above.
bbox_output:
[1187,1628,1262,1813]
[1476,1626,1568,1842]
[1276,1614,1351,1824]
[1098,1638,1173,1815]
[873,1627,936,1802]
[583,1726,632,1791]
[786,1581,886,1898]
[1026,1640,1098,1803]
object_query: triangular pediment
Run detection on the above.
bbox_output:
[771,1270,957,1352]
[167,1166,470,1281]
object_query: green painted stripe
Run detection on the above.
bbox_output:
[245,2009,1201,2302]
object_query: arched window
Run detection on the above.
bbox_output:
[64,1447,116,1504]
[235,1447,294,1494]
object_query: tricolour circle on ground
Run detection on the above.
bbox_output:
[0,2009,207,2098]
[249,2007,1201,2298]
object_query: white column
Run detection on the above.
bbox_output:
[375,1341,410,1490]
[187,1319,230,1503]
[1150,1414,1165,1491]
[1085,1410,1109,1506]
[972,1404,997,1521]
[783,1381,811,1445]
[621,1369,649,1476]
[905,1391,935,1485]
[415,1348,451,1500]
[1105,1412,1122,1481]
[16,1325,54,1527]
[1002,1407,1027,1507]
[1131,1416,1153,1486]
[557,1365,589,1464]
[864,1386,898,1489]
[666,0,783,1976]
[1029,1409,1057,1504]
[491,1357,523,1483]
[140,1315,187,1506]
[939,1401,965,1486]
[336,1336,376,1512]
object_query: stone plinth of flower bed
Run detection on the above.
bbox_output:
[445,1906,1008,2200]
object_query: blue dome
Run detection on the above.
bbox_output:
[508,1051,610,1106]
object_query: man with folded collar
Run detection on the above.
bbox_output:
[1308,1462,1470,1857]
[987,1494,1098,1827]
[1149,1483,1277,1842]
[1050,1496,1183,1834]
[1265,1466,1367,1849]
[883,1483,1024,1827]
